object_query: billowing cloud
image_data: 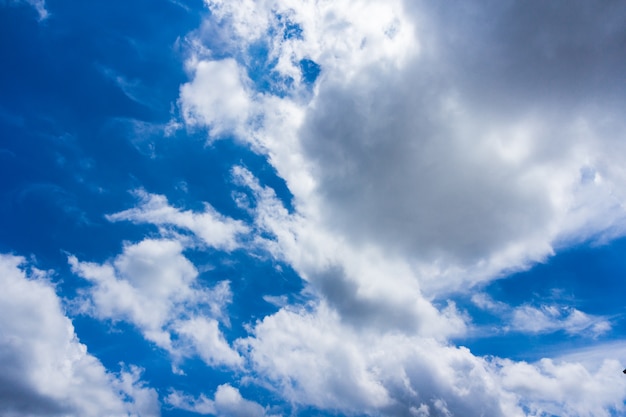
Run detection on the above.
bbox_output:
[180,0,626,294]
[173,0,626,415]
[472,293,611,337]
[69,238,242,368]
[0,254,159,417]
[241,300,626,417]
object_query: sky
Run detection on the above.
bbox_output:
[2,0,626,416]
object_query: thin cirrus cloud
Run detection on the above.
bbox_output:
[472,293,612,337]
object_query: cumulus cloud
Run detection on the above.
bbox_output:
[69,238,242,368]
[233,166,467,339]
[180,0,626,294]
[497,357,626,417]
[166,384,272,416]
[241,300,626,417]
[0,254,159,417]
[179,58,253,138]
[174,0,626,415]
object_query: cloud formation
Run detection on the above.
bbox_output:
[181,0,626,294]
[171,0,626,415]
[70,238,242,368]
[166,384,273,417]
[0,254,159,417]
[107,190,249,251]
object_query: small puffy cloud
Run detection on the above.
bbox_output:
[69,239,241,368]
[179,58,252,138]
[0,254,159,417]
[174,317,243,368]
[166,384,271,417]
[107,190,249,251]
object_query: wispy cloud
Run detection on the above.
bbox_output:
[472,293,611,337]
[107,189,249,251]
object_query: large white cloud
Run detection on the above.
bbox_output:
[182,0,626,293]
[0,254,159,417]
[172,0,626,415]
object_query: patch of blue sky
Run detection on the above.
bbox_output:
[229,14,317,95]
[455,237,626,361]
[299,58,322,85]
[277,13,303,41]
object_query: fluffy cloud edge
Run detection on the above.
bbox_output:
[0,253,160,417]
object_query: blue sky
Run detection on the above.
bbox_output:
[2,1,626,416]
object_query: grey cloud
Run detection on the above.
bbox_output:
[302,64,551,266]
[314,265,423,332]
[299,0,626,287]
[0,349,68,417]
[414,0,626,111]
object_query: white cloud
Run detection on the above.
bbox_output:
[166,384,272,416]
[69,239,241,368]
[511,305,611,337]
[498,357,626,417]
[174,317,243,368]
[472,293,611,337]
[241,300,626,417]
[181,0,626,295]
[107,189,249,251]
[179,58,252,138]
[233,166,467,339]
[174,0,626,415]
[0,254,159,417]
